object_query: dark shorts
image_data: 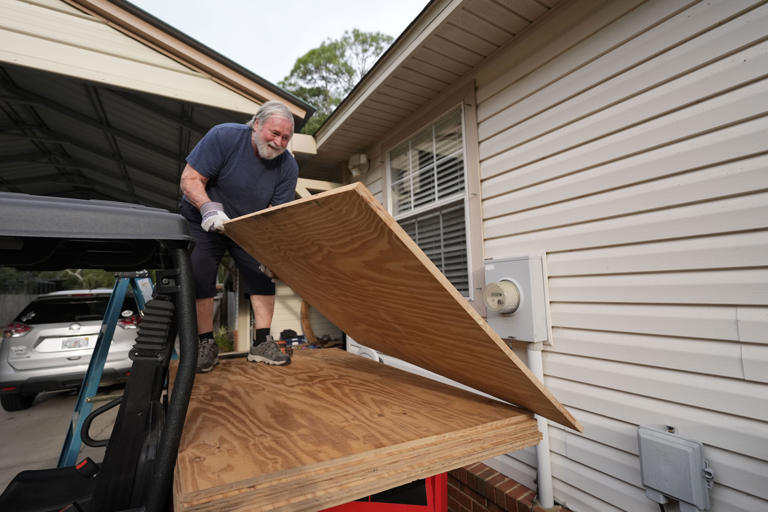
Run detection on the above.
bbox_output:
[181,201,274,299]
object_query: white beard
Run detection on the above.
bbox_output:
[253,131,285,160]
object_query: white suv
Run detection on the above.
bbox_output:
[0,289,140,411]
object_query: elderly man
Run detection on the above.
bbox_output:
[179,100,297,372]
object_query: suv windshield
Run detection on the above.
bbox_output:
[15,295,138,324]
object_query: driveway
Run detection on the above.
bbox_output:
[0,386,121,492]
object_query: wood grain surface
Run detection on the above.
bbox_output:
[224,183,580,431]
[172,350,540,512]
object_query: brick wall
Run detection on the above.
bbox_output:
[448,462,572,512]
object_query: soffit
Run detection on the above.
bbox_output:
[298,0,559,179]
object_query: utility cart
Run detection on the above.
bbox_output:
[0,192,197,512]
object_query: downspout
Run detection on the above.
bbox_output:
[527,341,554,509]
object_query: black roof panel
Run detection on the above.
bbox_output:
[0,192,192,270]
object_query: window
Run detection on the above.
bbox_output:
[15,295,138,324]
[388,108,469,295]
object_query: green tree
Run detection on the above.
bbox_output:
[39,269,116,290]
[0,267,115,293]
[280,29,394,134]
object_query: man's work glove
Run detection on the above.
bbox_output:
[200,201,230,233]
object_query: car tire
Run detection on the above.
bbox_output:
[0,392,37,411]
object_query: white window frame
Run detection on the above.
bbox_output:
[385,104,474,299]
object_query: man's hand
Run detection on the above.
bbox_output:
[200,201,230,233]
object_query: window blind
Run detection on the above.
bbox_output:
[399,202,468,294]
[390,108,468,295]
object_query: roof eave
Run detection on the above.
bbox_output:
[313,0,460,147]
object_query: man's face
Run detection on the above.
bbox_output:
[252,115,293,160]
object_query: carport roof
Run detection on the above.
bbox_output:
[0,0,316,210]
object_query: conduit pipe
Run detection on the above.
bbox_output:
[527,341,554,509]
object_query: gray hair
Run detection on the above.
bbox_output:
[246,100,294,132]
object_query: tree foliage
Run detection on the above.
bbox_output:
[0,267,115,293]
[280,29,394,134]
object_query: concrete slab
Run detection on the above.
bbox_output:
[0,386,121,492]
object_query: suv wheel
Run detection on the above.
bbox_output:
[0,392,37,411]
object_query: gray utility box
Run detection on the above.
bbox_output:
[483,256,548,342]
[637,426,714,512]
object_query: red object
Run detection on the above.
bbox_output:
[322,473,446,512]
[117,314,142,328]
[3,322,31,338]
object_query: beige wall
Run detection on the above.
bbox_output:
[471,0,768,511]
[267,1,768,509]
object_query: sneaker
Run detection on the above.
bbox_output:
[197,337,219,373]
[248,335,291,365]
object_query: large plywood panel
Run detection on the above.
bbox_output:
[173,349,540,512]
[225,183,580,430]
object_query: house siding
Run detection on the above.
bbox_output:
[362,164,385,204]
[474,0,768,511]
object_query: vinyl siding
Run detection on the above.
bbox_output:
[474,0,768,510]
[363,165,385,204]
[548,379,768,472]
[483,447,537,490]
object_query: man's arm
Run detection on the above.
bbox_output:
[180,164,212,209]
[180,164,229,232]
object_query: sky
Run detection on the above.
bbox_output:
[129,0,431,85]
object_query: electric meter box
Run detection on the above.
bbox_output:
[483,256,548,342]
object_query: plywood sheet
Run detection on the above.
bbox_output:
[173,349,540,512]
[225,183,580,430]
